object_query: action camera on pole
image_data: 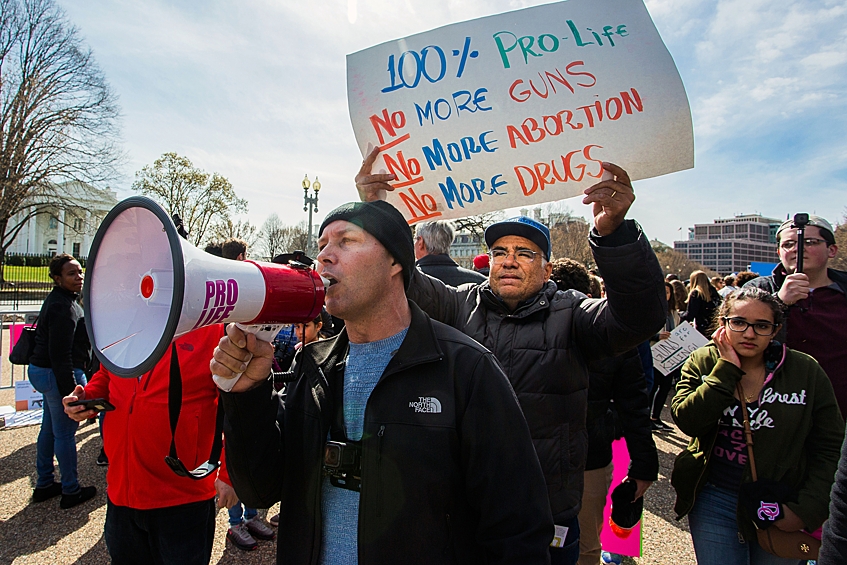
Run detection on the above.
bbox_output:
[792,213,810,274]
[83,196,326,391]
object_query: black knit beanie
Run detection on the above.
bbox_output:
[319,201,414,289]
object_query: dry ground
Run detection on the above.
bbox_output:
[0,386,697,564]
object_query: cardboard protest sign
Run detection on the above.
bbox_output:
[347,0,693,224]
[15,379,43,411]
[652,321,709,376]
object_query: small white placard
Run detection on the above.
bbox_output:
[651,321,709,376]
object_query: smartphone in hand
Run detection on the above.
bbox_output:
[67,398,116,412]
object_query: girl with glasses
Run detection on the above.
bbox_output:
[671,287,843,564]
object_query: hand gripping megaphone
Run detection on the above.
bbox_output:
[83,196,326,391]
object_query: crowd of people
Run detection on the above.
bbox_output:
[20,150,847,565]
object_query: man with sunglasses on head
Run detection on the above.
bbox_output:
[63,325,228,565]
[744,215,847,413]
[354,149,667,565]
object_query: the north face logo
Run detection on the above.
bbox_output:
[409,397,442,413]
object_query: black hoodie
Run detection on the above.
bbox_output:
[30,286,90,395]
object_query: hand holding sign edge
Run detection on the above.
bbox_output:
[356,144,397,202]
[583,162,634,237]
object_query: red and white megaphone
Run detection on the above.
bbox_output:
[83,196,326,390]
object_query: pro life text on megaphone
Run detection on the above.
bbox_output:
[84,196,326,391]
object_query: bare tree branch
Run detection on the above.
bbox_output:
[257,215,310,261]
[285,221,311,255]
[258,213,285,261]
[550,219,594,268]
[830,208,846,271]
[132,152,246,246]
[450,211,505,248]
[208,218,258,249]
[0,0,123,266]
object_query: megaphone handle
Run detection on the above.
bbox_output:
[212,323,285,392]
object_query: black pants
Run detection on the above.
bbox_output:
[104,497,216,565]
[650,367,681,420]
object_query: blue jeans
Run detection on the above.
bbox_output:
[228,501,258,526]
[688,483,800,565]
[105,498,216,565]
[28,366,86,494]
[636,341,655,393]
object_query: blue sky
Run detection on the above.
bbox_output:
[59,0,847,246]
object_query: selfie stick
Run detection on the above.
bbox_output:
[792,213,809,274]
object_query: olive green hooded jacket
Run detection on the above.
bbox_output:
[671,342,843,539]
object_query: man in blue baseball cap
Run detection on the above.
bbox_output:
[356,148,667,565]
[482,215,554,311]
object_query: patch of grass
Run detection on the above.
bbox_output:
[2,265,53,283]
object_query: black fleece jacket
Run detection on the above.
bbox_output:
[30,286,90,396]
[679,287,721,337]
[222,302,554,565]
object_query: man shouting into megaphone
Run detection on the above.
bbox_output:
[211,199,555,564]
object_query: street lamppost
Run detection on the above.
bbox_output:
[302,174,321,255]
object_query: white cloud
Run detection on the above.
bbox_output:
[802,50,847,70]
[348,0,358,24]
[687,0,847,151]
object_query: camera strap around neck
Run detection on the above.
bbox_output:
[167,343,224,472]
[328,361,349,443]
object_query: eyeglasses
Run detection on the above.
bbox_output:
[779,237,828,251]
[489,249,540,265]
[721,316,778,336]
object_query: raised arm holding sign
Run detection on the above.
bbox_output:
[352,79,668,565]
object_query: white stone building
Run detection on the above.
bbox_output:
[6,181,118,258]
[450,231,485,269]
